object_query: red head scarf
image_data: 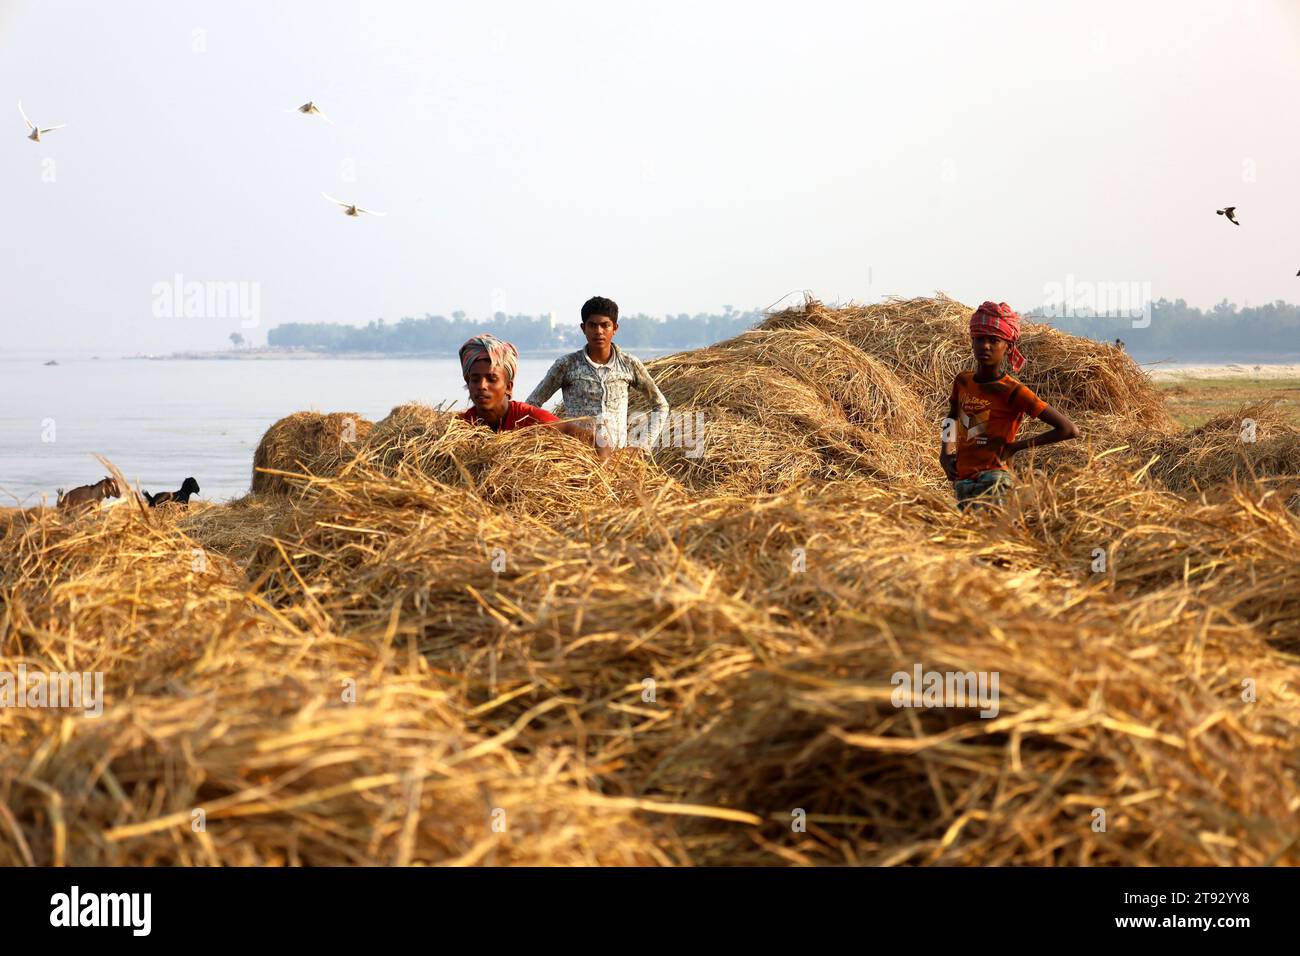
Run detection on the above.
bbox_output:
[969,301,1025,372]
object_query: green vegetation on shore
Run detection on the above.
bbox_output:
[1038,298,1300,358]
[1156,376,1300,428]
[264,298,1300,358]
[269,308,764,353]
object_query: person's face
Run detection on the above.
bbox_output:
[972,335,1008,368]
[582,314,616,350]
[466,358,510,412]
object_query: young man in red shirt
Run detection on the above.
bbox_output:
[940,301,1079,510]
[458,334,612,458]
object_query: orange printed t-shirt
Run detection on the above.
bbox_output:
[948,372,1047,479]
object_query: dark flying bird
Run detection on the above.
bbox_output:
[1216,207,1240,225]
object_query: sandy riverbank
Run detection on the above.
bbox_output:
[1144,362,1300,381]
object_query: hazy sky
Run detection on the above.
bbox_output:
[3,0,1300,354]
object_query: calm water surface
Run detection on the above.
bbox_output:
[0,356,560,505]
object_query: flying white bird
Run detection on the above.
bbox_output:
[18,101,65,142]
[287,101,334,125]
[323,193,386,217]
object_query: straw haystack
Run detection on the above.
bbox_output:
[352,402,461,477]
[3,296,1299,867]
[251,410,373,495]
[1141,401,1300,493]
[349,402,684,519]
[762,296,1172,427]
[627,323,936,493]
[647,325,930,433]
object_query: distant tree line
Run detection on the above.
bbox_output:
[267,307,764,354]
[266,298,1300,358]
[1032,298,1300,358]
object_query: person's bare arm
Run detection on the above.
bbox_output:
[940,398,959,481]
[1005,405,1079,457]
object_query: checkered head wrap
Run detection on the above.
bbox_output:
[970,301,1025,372]
[458,334,519,385]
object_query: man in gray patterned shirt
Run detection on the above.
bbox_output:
[525,296,671,452]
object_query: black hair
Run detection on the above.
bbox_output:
[580,296,619,325]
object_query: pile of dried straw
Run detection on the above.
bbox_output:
[251,410,374,495]
[762,296,1172,426]
[2,296,1297,867]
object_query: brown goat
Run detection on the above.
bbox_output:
[57,477,121,511]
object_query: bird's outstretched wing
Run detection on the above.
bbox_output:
[17,100,33,130]
[356,207,387,217]
[39,124,65,133]
[322,192,351,207]
[291,103,334,124]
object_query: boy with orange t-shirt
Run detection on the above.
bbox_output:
[940,302,1079,510]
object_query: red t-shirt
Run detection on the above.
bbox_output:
[459,401,559,432]
[949,372,1047,479]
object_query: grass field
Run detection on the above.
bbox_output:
[1157,376,1300,428]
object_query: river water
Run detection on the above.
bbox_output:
[1,356,561,505]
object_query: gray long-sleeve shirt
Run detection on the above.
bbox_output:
[525,344,670,449]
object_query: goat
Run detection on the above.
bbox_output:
[57,477,121,511]
[143,477,200,507]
